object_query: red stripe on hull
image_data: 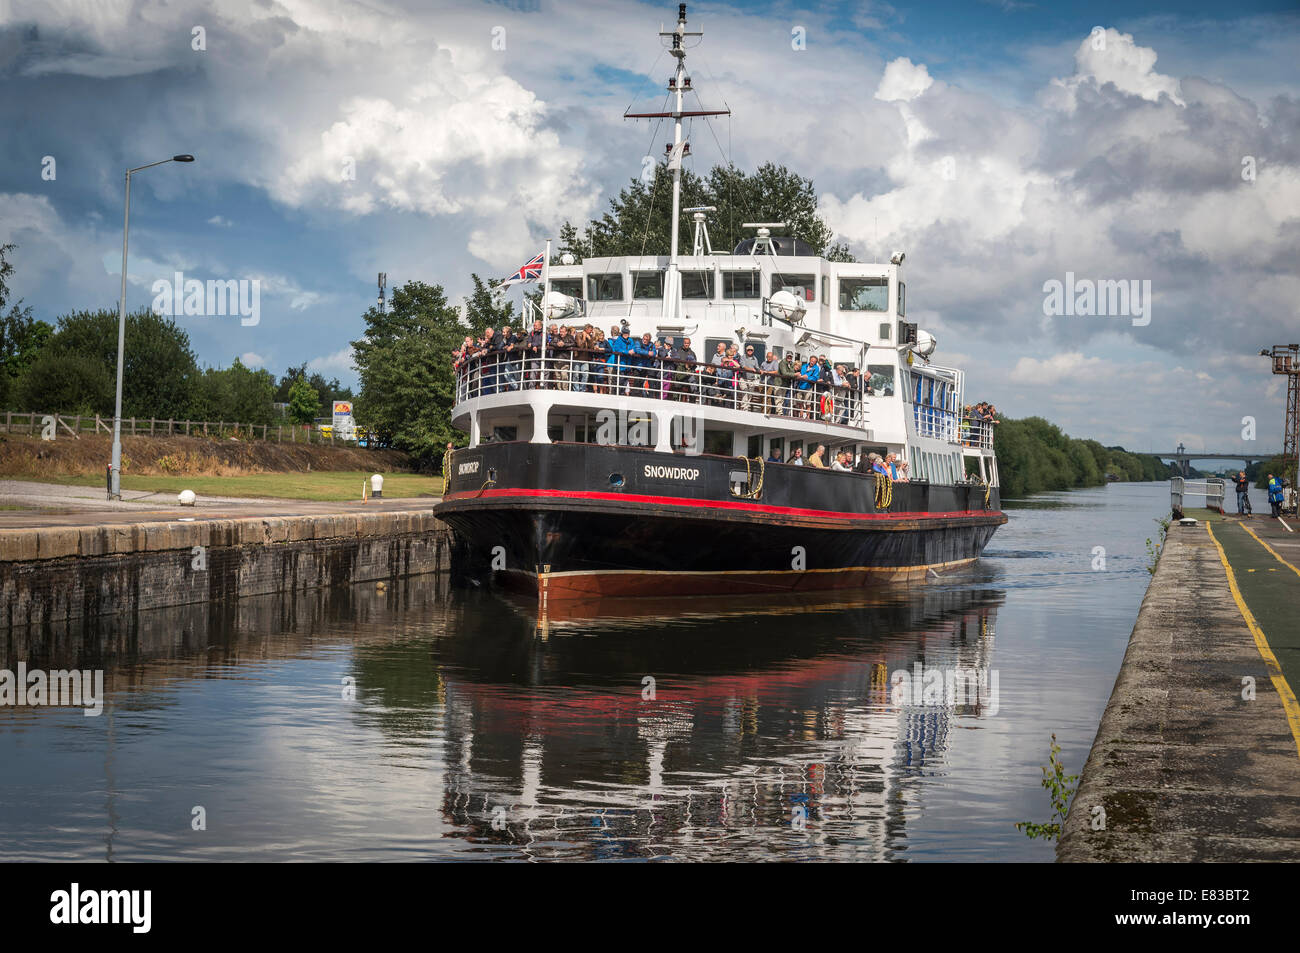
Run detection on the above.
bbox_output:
[445,487,1002,524]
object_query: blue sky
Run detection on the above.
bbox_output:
[1,0,1297,452]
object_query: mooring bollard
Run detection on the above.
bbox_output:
[370,474,383,499]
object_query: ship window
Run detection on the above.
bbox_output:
[547,425,564,442]
[821,275,828,304]
[551,278,582,298]
[747,435,763,457]
[879,323,891,341]
[839,277,889,312]
[704,338,730,359]
[632,270,664,299]
[867,364,895,397]
[681,270,715,298]
[491,426,517,442]
[773,272,816,302]
[587,274,624,301]
[703,429,732,456]
[722,271,760,299]
[898,281,906,317]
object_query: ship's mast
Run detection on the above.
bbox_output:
[666,6,688,319]
[625,4,729,324]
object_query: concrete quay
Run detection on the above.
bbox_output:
[0,498,453,630]
[1057,511,1300,861]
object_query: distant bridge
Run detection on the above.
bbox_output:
[1152,443,1282,477]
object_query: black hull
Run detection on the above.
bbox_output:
[435,442,1005,600]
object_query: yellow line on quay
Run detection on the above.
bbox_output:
[1240,522,1300,580]
[1206,521,1300,760]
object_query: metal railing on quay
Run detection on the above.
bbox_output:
[1171,476,1225,515]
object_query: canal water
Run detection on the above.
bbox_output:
[0,481,1199,861]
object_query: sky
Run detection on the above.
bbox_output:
[1,0,1297,455]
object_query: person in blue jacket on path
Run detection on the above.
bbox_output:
[1267,473,1284,518]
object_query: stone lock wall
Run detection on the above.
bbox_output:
[0,511,453,630]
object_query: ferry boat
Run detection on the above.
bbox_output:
[434,4,1006,605]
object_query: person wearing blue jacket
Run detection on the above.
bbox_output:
[797,357,820,419]
[1268,473,1284,517]
[606,326,632,394]
[632,332,656,393]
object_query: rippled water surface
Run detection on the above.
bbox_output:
[1,482,1186,861]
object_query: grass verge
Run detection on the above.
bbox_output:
[8,471,445,501]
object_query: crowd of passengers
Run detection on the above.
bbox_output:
[959,401,1001,445]
[454,319,876,422]
[764,444,910,480]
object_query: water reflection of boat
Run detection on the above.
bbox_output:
[501,564,1000,631]
[429,585,1004,860]
[4,575,1006,861]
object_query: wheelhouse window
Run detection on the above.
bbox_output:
[878,323,892,341]
[839,276,889,312]
[867,364,895,396]
[681,270,715,298]
[722,270,760,299]
[773,273,816,302]
[898,281,906,316]
[587,274,624,301]
[632,270,664,299]
[550,278,582,298]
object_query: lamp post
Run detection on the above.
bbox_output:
[109,154,195,500]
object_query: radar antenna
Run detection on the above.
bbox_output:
[685,205,716,255]
[742,222,786,257]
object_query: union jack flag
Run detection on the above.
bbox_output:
[499,252,544,287]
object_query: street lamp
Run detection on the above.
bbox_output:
[109,154,195,500]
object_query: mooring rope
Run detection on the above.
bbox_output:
[442,446,454,493]
[732,455,765,499]
[874,472,893,510]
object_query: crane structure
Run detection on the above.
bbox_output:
[1262,344,1300,484]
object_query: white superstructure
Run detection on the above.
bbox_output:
[451,3,998,487]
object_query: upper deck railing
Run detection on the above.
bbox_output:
[959,416,995,450]
[453,348,870,431]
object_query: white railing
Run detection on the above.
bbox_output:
[453,350,871,430]
[959,415,995,450]
[1171,476,1225,515]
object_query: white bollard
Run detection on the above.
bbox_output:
[178,489,197,506]
[370,473,383,499]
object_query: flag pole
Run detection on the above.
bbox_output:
[542,239,552,301]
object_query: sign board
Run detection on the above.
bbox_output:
[332,401,355,440]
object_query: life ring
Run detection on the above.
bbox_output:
[820,393,835,419]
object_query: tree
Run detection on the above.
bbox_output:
[463,273,521,336]
[191,359,277,425]
[12,351,114,416]
[559,161,856,261]
[0,243,54,408]
[20,308,200,419]
[352,280,463,460]
[275,362,353,417]
[287,377,320,424]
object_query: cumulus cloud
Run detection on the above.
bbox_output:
[874,58,934,103]
[2,3,1296,449]
[306,347,356,378]
[1045,28,1184,113]
[1010,352,1104,386]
